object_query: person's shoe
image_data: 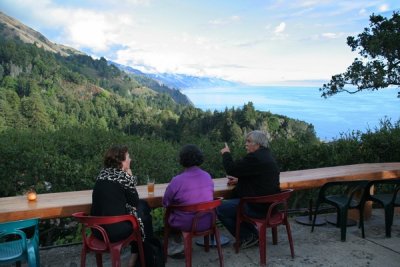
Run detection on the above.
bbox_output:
[168,240,184,256]
[240,234,259,249]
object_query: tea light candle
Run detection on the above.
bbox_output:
[27,190,37,201]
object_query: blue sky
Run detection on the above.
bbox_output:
[1,0,399,85]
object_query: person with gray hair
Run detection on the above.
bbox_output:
[246,130,269,147]
[217,130,280,249]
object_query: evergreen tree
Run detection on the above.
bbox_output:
[20,91,52,130]
[321,12,400,98]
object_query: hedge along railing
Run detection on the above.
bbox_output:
[0,128,181,197]
[1,119,400,197]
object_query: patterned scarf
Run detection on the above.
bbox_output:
[97,168,145,240]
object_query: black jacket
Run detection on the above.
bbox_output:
[222,147,280,198]
[91,179,138,242]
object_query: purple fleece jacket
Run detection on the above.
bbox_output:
[163,166,214,231]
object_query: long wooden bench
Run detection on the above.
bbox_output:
[0,162,399,223]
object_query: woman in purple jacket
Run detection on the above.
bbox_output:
[163,144,214,256]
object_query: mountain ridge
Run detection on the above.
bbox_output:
[0,11,84,57]
[0,11,195,105]
[110,62,241,90]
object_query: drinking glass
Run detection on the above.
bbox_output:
[147,176,155,195]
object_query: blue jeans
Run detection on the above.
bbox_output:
[216,198,260,241]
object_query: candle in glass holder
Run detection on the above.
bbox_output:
[27,189,37,201]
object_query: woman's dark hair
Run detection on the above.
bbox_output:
[179,144,204,168]
[103,145,129,169]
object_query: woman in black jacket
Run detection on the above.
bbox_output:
[91,144,153,267]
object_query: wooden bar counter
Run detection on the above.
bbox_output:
[1,162,399,223]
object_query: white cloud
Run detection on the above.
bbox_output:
[321,32,339,39]
[208,19,224,25]
[359,8,367,15]
[274,22,286,33]
[60,10,137,52]
[0,0,137,52]
[379,4,389,12]
[115,0,150,4]
[208,15,241,25]
[271,22,288,40]
[114,31,225,76]
[230,15,241,21]
[299,1,320,8]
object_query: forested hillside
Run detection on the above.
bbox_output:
[0,30,316,140]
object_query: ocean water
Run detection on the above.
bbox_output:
[181,86,400,141]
